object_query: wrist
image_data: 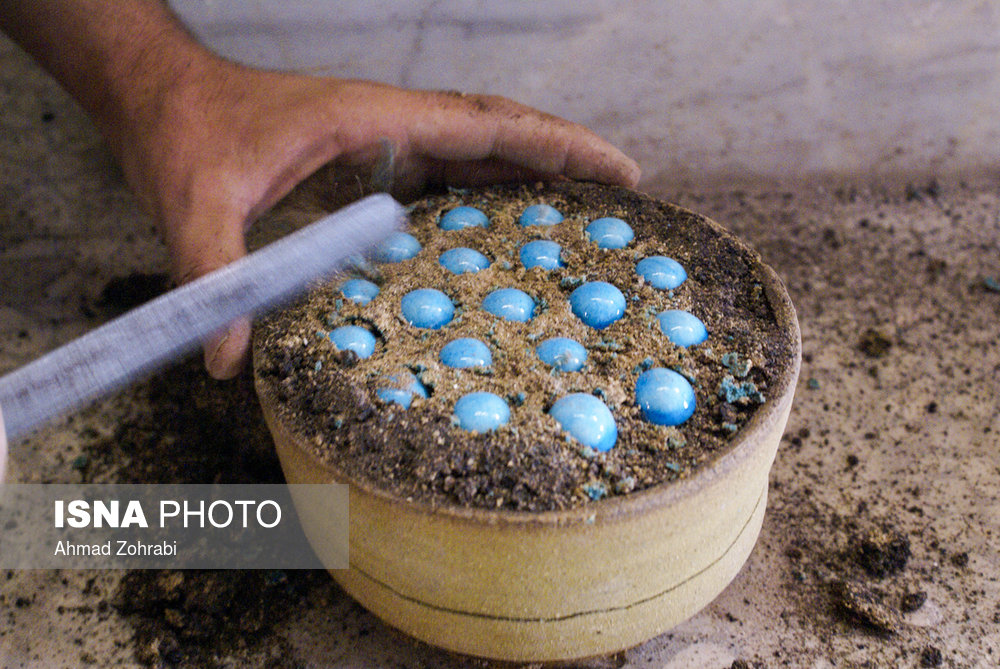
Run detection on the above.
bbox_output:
[110,50,234,201]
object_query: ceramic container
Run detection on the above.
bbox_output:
[254,204,801,663]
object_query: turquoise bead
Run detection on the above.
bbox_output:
[401,289,454,329]
[454,392,510,432]
[376,371,428,408]
[440,206,489,231]
[586,217,634,249]
[519,204,563,226]
[376,232,421,263]
[340,278,379,305]
[635,368,696,426]
[440,338,492,368]
[569,281,626,330]
[657,310,708,347]
[549,393,617,452]
[636,256,686,289]
[536,337,587,372]
[439,247,490,274]
[328,325,375,358]
[482,288,535,322]
[519,240,563,270]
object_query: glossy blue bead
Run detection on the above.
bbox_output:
[376,232,421,263]
[657,310,708,347]
[454,392,510,433]
[482,288,535,322]
[440,338,492,368]
[635,368,696,426]
[549,393,617,452]
[636,256,686,289]
[536,337,587,372]
[569,281,626,330]
[440,206,489,231]
[328,325,375,358]
[376,371,429,409]
[401,289,454,329]
[519,204,563,226]
[586,217,634,249]
[340,278,379,305]
[439,247,490,274]
[519,240,563,270]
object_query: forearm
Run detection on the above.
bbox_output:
[0,0,219,162]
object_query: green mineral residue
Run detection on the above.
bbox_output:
[721,352,752,378]
[718,374,766,404]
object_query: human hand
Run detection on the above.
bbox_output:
[2,0,639,380]
[121,64,640,379]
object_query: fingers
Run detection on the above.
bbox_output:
[401,90,641,188]
[163,206,251,380]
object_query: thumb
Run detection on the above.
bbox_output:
[166,213,251,380]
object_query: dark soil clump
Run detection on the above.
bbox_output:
[831,580,901,634]
[920,645,943,667]
[856,525,911,578]
[858,328,892,358]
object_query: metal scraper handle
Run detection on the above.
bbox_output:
[0,193,404,443]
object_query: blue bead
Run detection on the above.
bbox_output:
[636,256,686,289]
[519,204,563,226]
[340,278,379,305]
[439,247,490,274]
[586,217,634,249]
[328,325,376,358]
[657,310,708,347]
[440,206,489,231]
[401,289,454,329]
[635,368,696,426]
[440,338,492,368]
[376,371,429,408]
[519,240,563,270]
[376,232,421,263]
[454,392,510,433]
[536,337,587,372]
[569,281,626,330]
[482,288,535,322]
[549,393,617,452]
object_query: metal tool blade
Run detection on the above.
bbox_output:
[0,193,404,442]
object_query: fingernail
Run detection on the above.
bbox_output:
[205,318,251,380]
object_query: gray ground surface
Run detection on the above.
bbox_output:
[2,36,999,668]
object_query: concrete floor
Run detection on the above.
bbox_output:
[2,27,1000,669]
[168,0,1000,186]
